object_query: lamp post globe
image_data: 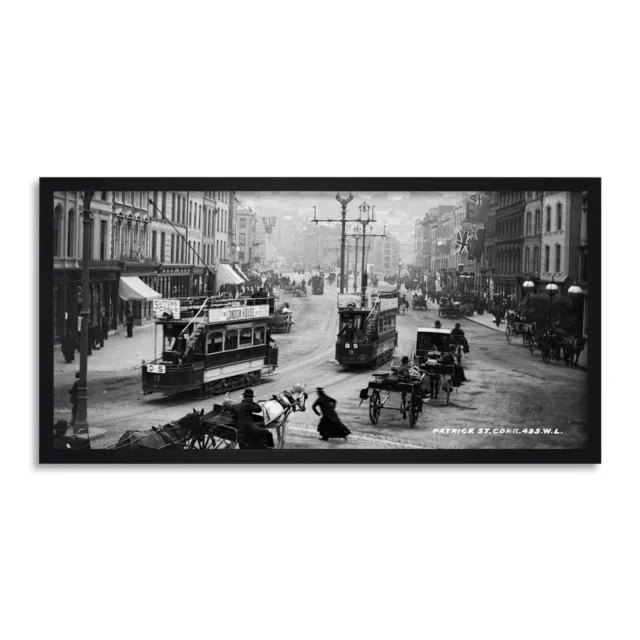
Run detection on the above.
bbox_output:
[545,282,559,296]
[568,285,583,297]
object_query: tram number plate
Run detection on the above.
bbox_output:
[147,364,166,374]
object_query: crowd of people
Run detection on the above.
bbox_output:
[60,310,127,364]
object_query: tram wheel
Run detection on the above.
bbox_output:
[369,391,381,424]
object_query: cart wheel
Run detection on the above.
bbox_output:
[187,434,216,449]
[369,390,381,424]
[287,321,291,333]
[505,325,512,344]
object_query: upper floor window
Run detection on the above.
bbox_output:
[556,203,562,230]
[524,247,530,272]
[534,209,541,234]
[555,244,561,272]
[239,217,247,228]
[526,211,531,236]
[544,245,550,272]
[546,206,551,232]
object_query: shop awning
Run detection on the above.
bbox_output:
[216,263,245,287]
[118,276,162,301]
[234,266,250,282]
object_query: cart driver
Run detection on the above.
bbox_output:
[396,355,412,381]
[451,322,469,352]
[338,319,357,343]
[434,320,442,329]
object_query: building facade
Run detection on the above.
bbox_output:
[52,190,235,342]
[522,192,542,293]
[494,191,526,300]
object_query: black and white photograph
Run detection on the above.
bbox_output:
[43,180,599,461]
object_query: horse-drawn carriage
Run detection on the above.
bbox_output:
[113,385,308,450]
[272,303,293,333]
[360,370,424,428]
[438,297,462,318]
[504,311,534,348]
[413,328,458,405]
[412,296,428,311]
[293,283,307,297]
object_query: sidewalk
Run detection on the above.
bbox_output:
[53,323,161,374]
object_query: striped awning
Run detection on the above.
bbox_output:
[118,276,162,301]
[234,266,250,282]
[216,263,245,288]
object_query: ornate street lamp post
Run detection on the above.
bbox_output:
[336,190,353,293]
[75,190,94,439]
[568,284,584,335]
[545,279,559,328]
[523,279,535,318]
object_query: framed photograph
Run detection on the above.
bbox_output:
[40,178,600,463]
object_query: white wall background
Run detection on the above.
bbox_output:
[3,2,638,640]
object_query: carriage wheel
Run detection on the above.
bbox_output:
[187,434,216,449]
[505,325,512,344]
[369,390,381,424]
[287,320,291,333]
[408,399,420,428]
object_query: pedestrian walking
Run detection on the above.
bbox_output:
[312,388,351,441]
[69,372,79,426]
[87,322,94,355]
[101,312,109,341]
[94,322,104,349]
[61,328,76,363]
[53,419,70,449]
[126,311,134,338]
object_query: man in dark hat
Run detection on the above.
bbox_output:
[312,388,350,441]
[69,372,80,426]
[53,419,70,449]
[434,320,442,329]
[235,388,274,449]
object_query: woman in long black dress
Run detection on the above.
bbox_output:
[312,388,351,441]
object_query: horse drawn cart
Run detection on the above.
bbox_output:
[505,313,534,349]
[187,385,308,450]
[272,304,293,333]
[293,284,307,297]
[361,372,424,428]
[438,298,462,318]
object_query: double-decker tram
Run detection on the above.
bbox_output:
[142,296,279,398]
[335,291,398,368]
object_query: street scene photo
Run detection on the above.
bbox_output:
[51,189,589,451]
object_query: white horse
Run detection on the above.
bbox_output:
[190,383,308,449]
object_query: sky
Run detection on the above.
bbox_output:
[236,191,470,220]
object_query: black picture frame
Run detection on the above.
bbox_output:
[40,177,600,464]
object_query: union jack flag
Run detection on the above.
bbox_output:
[263,217,277,234]
[455,229,472,256]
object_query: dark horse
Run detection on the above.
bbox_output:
[562,336,587,369]
[114,409,204,450]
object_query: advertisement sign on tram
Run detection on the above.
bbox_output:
[337,294,362,309]
[208,304,270,323]
[153,299,181,320]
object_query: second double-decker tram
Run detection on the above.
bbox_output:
[142,295,279,398]
[335,291,399,368]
